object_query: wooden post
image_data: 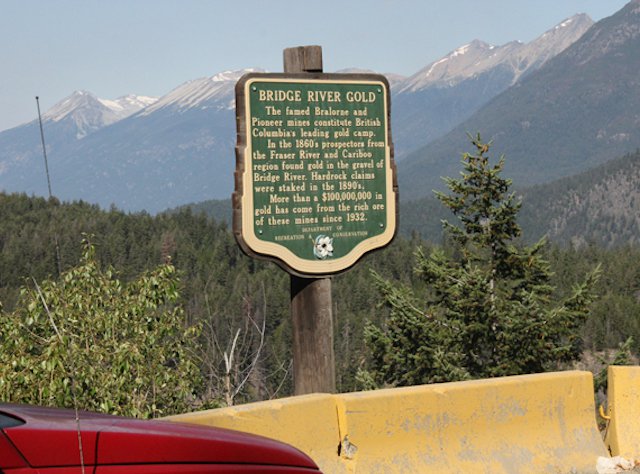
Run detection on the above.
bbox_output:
[284,45,336,395]
[290,276,335,395]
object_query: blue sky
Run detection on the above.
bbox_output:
[0,0,630,132]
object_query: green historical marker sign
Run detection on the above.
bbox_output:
[234,72,397,276]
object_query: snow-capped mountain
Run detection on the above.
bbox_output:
[0,69,255,213]
[43,90,157,139]
[515,13,595,72]
[397,14,592,93]
[392,13,593,156]
[396,40,523,93]
[141,69,258,115]
[100,94,158,119]
[0,90,157,203]
[0,9,599,213]
[399,1,640,201]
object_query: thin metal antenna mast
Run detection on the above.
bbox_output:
[35,96,54,198]
[36,98,81,471]
[35,96,62,276]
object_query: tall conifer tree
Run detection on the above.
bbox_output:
[364,135,599,386]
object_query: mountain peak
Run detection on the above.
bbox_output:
[142,68,262,115]
[210,69,258,82]
[399,40,515,92]
[41,90,157,139]
[398,2,640,202]
[560,1,640,64]
[555,13,591,29]
[510,13,593,78]
[397,40,500,92]
[44,90,101,121]
[42,90,113,140]
[397,13,592,94]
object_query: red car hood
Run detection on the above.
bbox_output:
[0,404,318,470]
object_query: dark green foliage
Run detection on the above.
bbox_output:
[0,194,292,404]
[167,198,232,225]
[401,149,640,249]
[365,265,469,385]
[365,136,600,386]
[1,181,639,402]
[594,337,634,395]
[550,243,640,353]
[0,192,419,400]
[518,149,640,247]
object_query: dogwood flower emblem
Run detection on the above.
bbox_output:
[313,234,334,259]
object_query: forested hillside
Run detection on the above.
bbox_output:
[0,193,418,401]
[519,149,640,246]
[399,148,640,247]
[1,191,639,404]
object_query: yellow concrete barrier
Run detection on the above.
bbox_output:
[336,371,605,473]
[604,365,640,459]
[169,371,606,473]
[167,393,345,473]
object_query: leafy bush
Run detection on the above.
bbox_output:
[0,237,202,418]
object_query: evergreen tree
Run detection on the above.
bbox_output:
[365,135,600,386]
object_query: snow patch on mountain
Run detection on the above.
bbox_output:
[99,94,157,116]
[397,13,593,93]
[451,43,471,57]
[142,68,263,115]
[397,39,523,92]
[514,13,594,74]
[43,91,158,139]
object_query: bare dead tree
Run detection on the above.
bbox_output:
[201,282,269,406]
